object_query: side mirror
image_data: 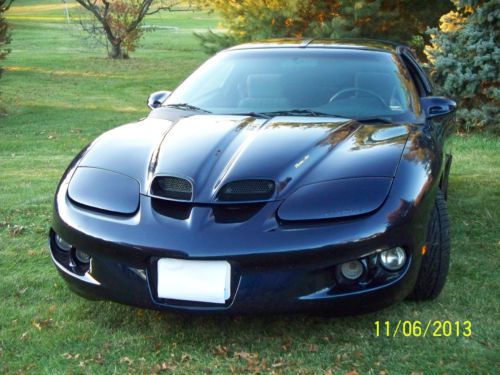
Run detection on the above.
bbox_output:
[147,91,171,109]
[420,96,456,119]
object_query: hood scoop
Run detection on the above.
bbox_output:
[216,179,276,202]
[150,176,193,201]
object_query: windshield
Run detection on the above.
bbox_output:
[165,48,419,121]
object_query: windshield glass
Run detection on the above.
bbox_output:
[165,48,418,121]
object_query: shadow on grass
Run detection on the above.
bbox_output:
[70,296,412,349]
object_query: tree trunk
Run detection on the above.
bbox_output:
[108,41,127,59]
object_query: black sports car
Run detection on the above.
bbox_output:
[49,39,456,314]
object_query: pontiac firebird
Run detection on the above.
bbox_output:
[49,39,456,314]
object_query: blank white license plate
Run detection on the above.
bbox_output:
[157,258,231,304]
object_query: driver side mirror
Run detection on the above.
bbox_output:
[147,91,171,109]
[420,96,456,119]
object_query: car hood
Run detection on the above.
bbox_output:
[78,114,410,203]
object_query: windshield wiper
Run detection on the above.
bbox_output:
[164,103,211,113]
[354,117,394,124]
[260,109,341,117]
[233,112,273,119]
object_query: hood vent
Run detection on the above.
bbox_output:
[217,179,275,202]
[151,176,193,201]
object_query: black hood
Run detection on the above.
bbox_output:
[78,115,410,202]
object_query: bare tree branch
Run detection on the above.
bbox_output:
[125,0,154,33]
[74,0,188,59]
[146,1,186,15]
[0,0,14,12]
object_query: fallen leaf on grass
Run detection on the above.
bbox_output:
[271,361,284,368]
[152,362,177,373]
[281,336,292,351]
[62,353,80,360]
[345,370,359,375]
[120,356,133,365]
[15,287,28,297]
[234,351,260,369]
[93,353,105,365]
[32,318,53,330]
[235,351,258,359]
[8,224,25,236]
[214,345,228,356]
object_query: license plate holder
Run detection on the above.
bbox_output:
[156,258,231,304]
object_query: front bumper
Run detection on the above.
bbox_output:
[50,229,418,314]
[49,181,432,314]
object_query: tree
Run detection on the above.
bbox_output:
[75,0,183,59]
[195,0,338,53]
[1,0,13,113]
[1,0,13,78]
[196,0,452,57]
[309,0,452,55]
[425,0,499,132]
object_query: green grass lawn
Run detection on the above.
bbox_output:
[1,1,499,374]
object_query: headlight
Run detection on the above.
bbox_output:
[379,247,406,271]
[55,234,72,251]
[75,249,91,264]
[67,167,140,214]
[278,177,393,221]
[340,260,364,280]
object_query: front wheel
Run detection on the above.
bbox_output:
[409,191,451,300]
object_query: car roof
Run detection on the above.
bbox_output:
[225,38,406,54]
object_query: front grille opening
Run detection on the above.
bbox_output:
[151,176,193,201]
[217,179,275,202]
[152,198,192,220]
[212,203,265,223]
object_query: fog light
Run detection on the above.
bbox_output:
[340,260,364,280]
[75,249,91,264]
[55,234,72,252]
[380,247,406,271]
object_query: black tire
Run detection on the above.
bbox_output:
[409,191,450,300]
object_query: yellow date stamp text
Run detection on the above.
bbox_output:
[374,320,472,337]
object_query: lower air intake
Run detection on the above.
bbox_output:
[151,176,193,201]
[217,179,275,202]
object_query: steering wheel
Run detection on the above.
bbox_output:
[329,88,387,107]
